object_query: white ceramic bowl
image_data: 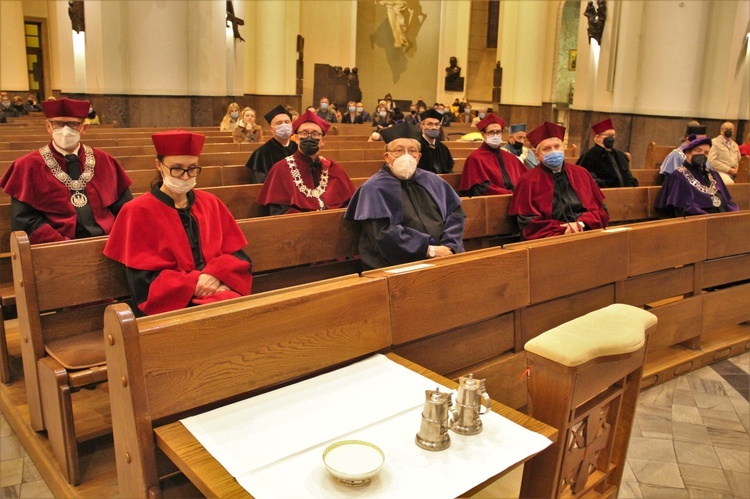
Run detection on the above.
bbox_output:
[323,440,385,486]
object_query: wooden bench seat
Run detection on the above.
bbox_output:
[103,274,393,497]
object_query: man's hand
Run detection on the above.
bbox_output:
[432,245,453,257]
[195,273,222,298]
[562,221,584,234]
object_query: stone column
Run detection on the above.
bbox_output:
[0,0,28,91]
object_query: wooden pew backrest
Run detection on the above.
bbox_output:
[104,274,392,497]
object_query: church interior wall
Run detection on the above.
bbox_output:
[2,0,746,140]
[355,0,441,111]
[0,1,29,92]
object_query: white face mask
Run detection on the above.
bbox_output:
[52,127,81,151]
[389,153,418,180]
[485,134,503,148]
[162,172,196,194]
[274,123,293,140]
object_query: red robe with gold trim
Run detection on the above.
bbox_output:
[256,150,355,213]
[0,142,132,243]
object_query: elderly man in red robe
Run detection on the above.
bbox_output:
[0,98,132,244]
[256,110,355,214]
[104,130,252,316]
[459,114,527,196]
[509,121,609,240]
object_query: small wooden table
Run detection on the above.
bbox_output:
[154,353,558,498]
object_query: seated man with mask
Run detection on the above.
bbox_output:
[655,137,738,217]
[345,123,465,270]
[509,121,609,240]
[459,114,527,196]
[244,105,298,184]
[502,123,539,170]
[256,110,355,214]
[417,108,454,173]
[576,118,638,188]
[0,98,133,244]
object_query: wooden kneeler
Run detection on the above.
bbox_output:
[521,304,657,498]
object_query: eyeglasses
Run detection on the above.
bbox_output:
[485,130,503,137]
[161,162,202,178]
[387,147,420,157]
[297,131,323,139]
[49,120,83,131]
[422,122,441,129]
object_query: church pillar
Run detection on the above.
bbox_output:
[435,0,471,107]
[126,1,189,95]
[0,0,28,91]
[497,0,553,106]
[248,0,299,97]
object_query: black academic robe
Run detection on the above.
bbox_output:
[418,136,455,174]
[244,138,298,184]
[344,166,465,270]
[576,145,638,188]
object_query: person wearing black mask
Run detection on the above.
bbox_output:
[405,104,421,126]
[256,110,355,214]
[708,121,740,185]
[655,137,738,217]
[503,123,540,169]
[577,118,638,188]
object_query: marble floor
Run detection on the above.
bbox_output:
[1,352,748,498]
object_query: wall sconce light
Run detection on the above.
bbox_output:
[68,0,85,33]
[584,0,606,45]
[226,1,245,42]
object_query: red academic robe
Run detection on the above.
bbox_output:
[104,189,252,315]
[256,150,356,213]
[0,142,132,244]
[509,162,609,240]
[459,143,528,195]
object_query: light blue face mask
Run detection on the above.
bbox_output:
[425,128,440,139]
[349,106,356,113]
[543,151,565,168]
[230,112,239,119]
[320,102,328,110]
[478,113,486,119]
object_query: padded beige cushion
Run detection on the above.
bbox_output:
[524,304,657,367]
[45,330,106,370]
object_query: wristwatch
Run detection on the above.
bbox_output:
[428,245,436,258]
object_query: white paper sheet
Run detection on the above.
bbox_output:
[181,354,552,498]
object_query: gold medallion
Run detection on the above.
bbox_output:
[71,191,88,208]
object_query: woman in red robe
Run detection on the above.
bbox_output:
[104,130,252,316]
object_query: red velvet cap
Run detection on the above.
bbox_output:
[526,121,566,148]
[151,130,205,157]
[41,98,90,119]
[292,110,330,134]
[475,114,506,132]
[591,118,614,135]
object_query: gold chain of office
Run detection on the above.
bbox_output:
[676,166,721,207]
[40,144,96,208]
[285,155,329,210]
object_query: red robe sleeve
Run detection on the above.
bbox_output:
[459,145,528,195]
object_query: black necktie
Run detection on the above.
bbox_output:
[65,154,81,180]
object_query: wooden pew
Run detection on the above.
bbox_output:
[103,275,392,497]
[631,168,663,186]
[10,232,129,484]
[644,141,674,169]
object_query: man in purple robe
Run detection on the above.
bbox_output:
[344,122,465,270]
[655,137,738,217]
